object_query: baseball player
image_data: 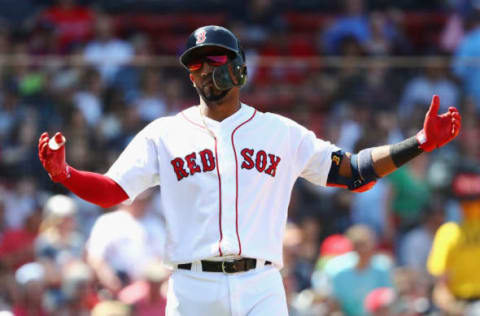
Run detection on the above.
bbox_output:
[38,25,461,316]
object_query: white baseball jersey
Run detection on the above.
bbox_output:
[106,103,338,267]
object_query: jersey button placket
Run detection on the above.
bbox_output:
[217,128,239,256]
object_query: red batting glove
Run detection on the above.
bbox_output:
[416,95,462,152]
[38,132,70,183]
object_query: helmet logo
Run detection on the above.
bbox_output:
[195,30,206,44]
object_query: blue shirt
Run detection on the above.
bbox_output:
[453,27,480,109]
[328,252,393,316]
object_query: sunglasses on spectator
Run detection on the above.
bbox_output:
[187,55,229,71]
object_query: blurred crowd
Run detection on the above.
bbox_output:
[0,0,480,315]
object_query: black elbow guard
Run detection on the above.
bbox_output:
[349,148,379,192]
[327,149,379,192]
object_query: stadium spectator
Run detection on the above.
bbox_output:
[86,189,164,295]
[453,10,480,111]
[10,262,48,316]
[162,77,190,115]
[113,34,154,103]
[73,68,104,128]
[391,267,431,315]
[364,287,396,316]
[311,234,353,297]
[427,162,480,315]
[133,69,167,123]
[329,224,393,316]
[0,0,38,30]
[37,0,95,54]
[1,115,43,179]
[119,260,169,316]
[349,130,391,242]
[0,208,41,271]
[228,0,286,46]
[56,260,99,315]
[292,217,322,291]
[398,201,444,273]
[0,81,27,148]
[322,0,370,55]
[83,14,134,83]
[91,300,131,316]
[386,152,431,255]
[364,12,392,56]
[399,60,460,123]
[35,195,84,268]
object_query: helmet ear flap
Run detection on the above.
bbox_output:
[239,47,246,63]
[239,62,248,86]
[239,47,248,83]
[212,54,247,91]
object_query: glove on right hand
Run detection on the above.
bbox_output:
[38,132,70,183]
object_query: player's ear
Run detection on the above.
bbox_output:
[189,74,195,86]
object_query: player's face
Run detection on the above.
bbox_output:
[187,48,232,103]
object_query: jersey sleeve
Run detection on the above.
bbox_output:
[295,127,340,186]
[427,222,459,276]
[105,125,160,202]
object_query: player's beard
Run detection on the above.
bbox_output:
[196,77,229,104]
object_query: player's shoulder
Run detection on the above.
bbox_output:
[251,107,305,130]
[258,111,295,125]
[140,108,194,135]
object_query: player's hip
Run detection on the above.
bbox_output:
[166,264,287,316]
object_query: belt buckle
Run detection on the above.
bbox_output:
[221,261,227,273]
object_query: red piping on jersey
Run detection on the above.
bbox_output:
[181,110,223,256]
[214,137,223,256]
[231,109,257,255]
[181,111,206,130]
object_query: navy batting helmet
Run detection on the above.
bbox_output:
[179,25,247,91]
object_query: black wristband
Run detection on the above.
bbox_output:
[390,136,424,168]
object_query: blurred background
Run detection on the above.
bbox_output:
[0,0,480,315]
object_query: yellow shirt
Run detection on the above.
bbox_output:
[427,221,480,299]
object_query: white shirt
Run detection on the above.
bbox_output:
[86,209,163,279]
[106,104,338,267]
[73,91,102,127]
[83,39,133,82]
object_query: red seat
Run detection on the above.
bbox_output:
[283,12,334,33]
[113,13,226,34]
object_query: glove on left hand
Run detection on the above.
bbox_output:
[416,95,462,152]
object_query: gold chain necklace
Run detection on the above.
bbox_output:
[198,106,216,139]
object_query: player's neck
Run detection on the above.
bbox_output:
[199,99,241,122]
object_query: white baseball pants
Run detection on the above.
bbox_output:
[166,264,288,316]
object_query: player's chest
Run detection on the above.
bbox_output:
[160,126,288,183]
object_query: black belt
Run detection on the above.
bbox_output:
[178,258,271,273]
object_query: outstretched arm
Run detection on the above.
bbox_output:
[328,95,462,192]
[38,132,129,208]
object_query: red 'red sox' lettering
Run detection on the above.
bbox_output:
[240,149,254,169]
[199,149,215,172]
[171,158,189,181]
[255,150,267,172]
[265,154,281,177]
[242,148,281,177]
[172,148,281,181]
[185,152,201,176]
